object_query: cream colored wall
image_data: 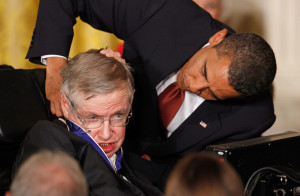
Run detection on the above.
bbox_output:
[221,0,300,135]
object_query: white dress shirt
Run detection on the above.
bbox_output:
[156,72,204,137]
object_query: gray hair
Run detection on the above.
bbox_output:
[10,150,88,196]
[60,49,134,106]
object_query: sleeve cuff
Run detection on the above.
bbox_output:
[41,55,68,65]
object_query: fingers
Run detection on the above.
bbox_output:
[141,154,151,161]
[49,94,63,117]
[100,49,126,63]
[100,48,120,57]
[45,57,66,117]
[46,81,63,117]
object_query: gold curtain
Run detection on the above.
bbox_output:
[0,0,123,69]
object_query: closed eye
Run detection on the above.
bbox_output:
[203,60,221,100]
[203,60,207,80]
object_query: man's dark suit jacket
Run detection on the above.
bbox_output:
[26,0,276,189]
[13,120,163,196]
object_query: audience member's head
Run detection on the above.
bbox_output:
[165,152,244,196]
[6,150,88,196]
[60,49,134,158]
[193,0,223,20]
[177,29,276,100]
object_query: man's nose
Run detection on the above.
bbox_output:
[97,120,112,140]
[189,79,208,94]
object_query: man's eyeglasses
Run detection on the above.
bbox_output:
[68,97,132,129]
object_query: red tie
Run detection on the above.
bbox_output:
[158,82,185,129]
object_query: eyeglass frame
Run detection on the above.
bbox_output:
[67,96,132,129]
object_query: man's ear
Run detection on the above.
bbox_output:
[129,89,135,108]
[208,29,228,46]
[132,89,135,104]
[60,93,71,118]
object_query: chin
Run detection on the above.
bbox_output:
[106,153,113,158]
[107,150,117,158]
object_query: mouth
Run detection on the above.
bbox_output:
[98,142,115,155]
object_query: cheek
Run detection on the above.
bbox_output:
[186,64,202,79]
[88,130,98,139]
[115,127,126,141]
[114,128,126,149]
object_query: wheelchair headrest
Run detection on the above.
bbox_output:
[0,69,52,142]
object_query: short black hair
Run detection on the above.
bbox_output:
[165,152,244,196]
[214,33,276,97]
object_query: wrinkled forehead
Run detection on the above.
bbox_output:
[70,82,132,103]
[71,87,132,108]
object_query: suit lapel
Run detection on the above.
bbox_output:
[171,101,231,148]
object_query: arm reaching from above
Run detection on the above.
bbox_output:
[46,57,67,117]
